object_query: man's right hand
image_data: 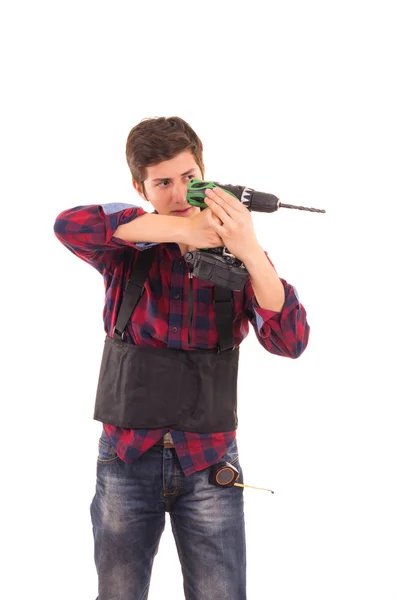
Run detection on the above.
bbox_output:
[185,207,224,249]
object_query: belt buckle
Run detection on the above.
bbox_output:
[163,432,174,448]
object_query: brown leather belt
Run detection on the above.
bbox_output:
[155,432,175,448]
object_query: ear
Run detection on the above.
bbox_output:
[132,179,149,202]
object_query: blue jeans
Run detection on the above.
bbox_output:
[90,429,247,600]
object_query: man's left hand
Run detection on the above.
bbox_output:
[204,186,260,261]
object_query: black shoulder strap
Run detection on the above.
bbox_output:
[113,248,234,352]
[113,247,157,341]
[213,285,235,352]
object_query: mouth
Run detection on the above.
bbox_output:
[172,207,191,215]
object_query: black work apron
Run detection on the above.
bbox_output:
[93,246,239,433]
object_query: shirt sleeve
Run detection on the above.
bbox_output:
[53,202,158,275]
[244,251,310,358]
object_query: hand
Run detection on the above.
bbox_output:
[204,187,260,261]
[186,205,225,249]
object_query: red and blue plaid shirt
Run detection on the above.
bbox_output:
[54,202,309,476]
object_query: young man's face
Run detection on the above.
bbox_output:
[133,150,204,218]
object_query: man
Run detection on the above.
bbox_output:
[54,116,309,600]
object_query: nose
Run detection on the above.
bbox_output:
[172,182,189,204]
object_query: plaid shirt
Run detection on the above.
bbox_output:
[54,202,310,476]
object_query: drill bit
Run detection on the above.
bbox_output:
[279,203,326,213]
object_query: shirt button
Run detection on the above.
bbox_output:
[172,327,178,333]
[174,294,180,299]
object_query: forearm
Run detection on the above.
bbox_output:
[114,213,189,245]
[243,246,285,312]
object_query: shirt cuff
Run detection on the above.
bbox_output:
[253,281,300,331]
[100,202,159,250]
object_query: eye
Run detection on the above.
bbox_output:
[157,174,195,188]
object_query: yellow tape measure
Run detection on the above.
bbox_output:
[209,462,274,494]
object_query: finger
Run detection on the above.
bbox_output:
[205,196,233,225]
[206,206,226,235]
[208,213,226,240]
[213,212,223,226]
[205,189,240,220]
[209,187,245,214]
[203,201,222,225]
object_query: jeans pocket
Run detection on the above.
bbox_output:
[223,438,240,466]
[97,430,118,464]
[225,440,244,486]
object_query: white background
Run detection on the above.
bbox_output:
[1,1,396,598]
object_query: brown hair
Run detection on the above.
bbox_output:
[126,116,204,199]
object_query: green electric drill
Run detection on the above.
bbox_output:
[183,179,325,291]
